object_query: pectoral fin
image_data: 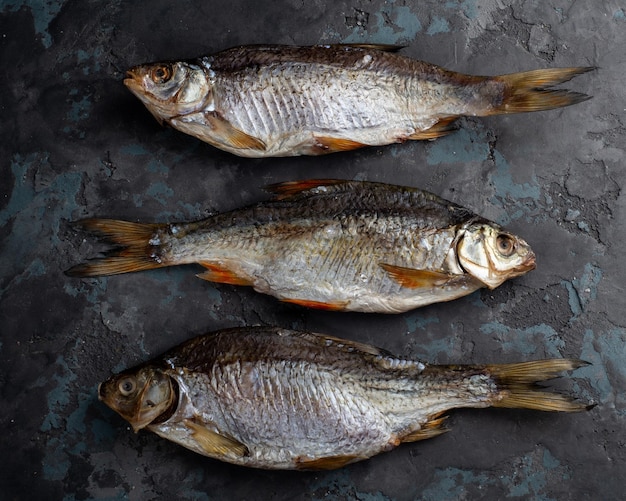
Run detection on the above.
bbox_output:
[184,419,249,458]
[295,454,362,470]
[197,262,254,286]
[204,112,267,151]
[380,263,455,289]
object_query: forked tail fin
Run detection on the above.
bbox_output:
[65,219,169,277]
[487,359,592,412]
[489,67,595,114]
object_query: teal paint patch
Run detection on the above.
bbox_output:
[427,126,539,223]
[41,356,76,432]
[147,159,169,174]
[506,451,554,499]
[146,182,174,205]
[422,467,492,500]
[427,16,450,35]
[3,0,67,48]
[412,330,456,360]
[405,312,440,333]
[579,328,626,412]
[1,153,83,298]
[120,144,150,156]
[1,154,37,227]
[76,47,104,75]
[543,448,560,469]
[491,149,540,203]
[67,94,92,123]
[63,278,108,307]
[614,9,626,21]
[426,128,489,165]
[40,355,78,481]
[91,418,117,445]
[343,4,422,44]
[177,469,210,501]
[423,448,565,500]
[445,0,478,19]
[308,469,392,501]
[42,437,71,481]
[561,280,582,317]
[561,263,602,320]
[479,322,564,358]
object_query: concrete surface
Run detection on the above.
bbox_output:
[1,1,625,499]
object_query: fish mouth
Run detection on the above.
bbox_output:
[124,70,140,90]
[518,252,537,272]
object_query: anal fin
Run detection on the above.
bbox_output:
[401,414,449,443]
[313,135,366,154]
[184,419,249,458]
[197,262,254,286]
[380,263,456,289]
[406,117,458,141]
[295,454,362,470]
[281,297,350,311]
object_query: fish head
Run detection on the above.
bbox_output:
[98,366,177,432]
[124,60,213,124]
[457,223,536,289]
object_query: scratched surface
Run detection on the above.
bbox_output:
[1,0,625,499]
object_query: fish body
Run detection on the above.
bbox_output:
[99,326,589,470]
[67,180,536,313]
[124,44,593,157]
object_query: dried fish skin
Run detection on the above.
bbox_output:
[67,180,536,313]
[124,45,594,157]
[99,327,590,470]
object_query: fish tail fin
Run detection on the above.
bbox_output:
[486,359,592,412]
[488,67,595,114]
[65,218,170,277]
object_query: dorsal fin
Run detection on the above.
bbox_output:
[338,43,405,52]
[265,179,346,200]
[293,331,394,358]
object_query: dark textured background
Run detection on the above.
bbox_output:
[1,1,625,499]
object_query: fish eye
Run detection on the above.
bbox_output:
[118,377,137,397]
[496,234,516,257]
[150,64,173,84]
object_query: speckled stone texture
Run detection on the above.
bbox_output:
[1,1,624,499]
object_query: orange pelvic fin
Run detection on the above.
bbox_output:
[295,454,361,471]
[491,67,595,114]
[281,297,350,311]
[406,117,458,140]
[197,262,254,286]
[487,359,592,412]
[312,135,367,154]
[65,219,167,277]
[380,263,455,289]
[266,179,346,200]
